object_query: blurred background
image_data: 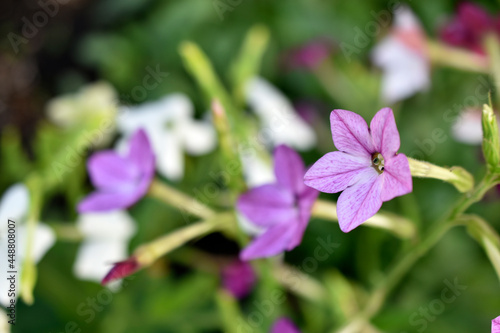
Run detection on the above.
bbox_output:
[1,0,500,332]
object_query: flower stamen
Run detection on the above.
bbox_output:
[372,152,385,174]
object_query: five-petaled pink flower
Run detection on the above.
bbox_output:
[304,108,412,232]
[271,317,301,333]
[493,315,500,333]
[78,129,155,212]
[237,145,318,261]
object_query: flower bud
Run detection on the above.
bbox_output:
[481,103,500,171]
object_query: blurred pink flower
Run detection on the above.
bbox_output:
[237,145,318,260]
[304,108,412,232]
[271,317,301,333]
[372,6,429,104]
[493,315,500,333]
[101,257,140,285]
[440,2,500,54]
[221,260,256,298]
[285,39,333,70]
[78,129,155,212]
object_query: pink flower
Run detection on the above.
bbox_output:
[101,257,139,285]
[78,129,155,212]
[304,108,412,232]
[221,260,256,298]
[284,39,333,70]
[237,145,319,260]
[440,2,500,54]
[493,315,500,333]
[271,317,301,333]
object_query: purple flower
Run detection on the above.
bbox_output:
[271,317,301,333]
[78,129,155,212]
[221,260,256,298]
[304,108,412,232]
[237,145,318,261]
[493,315,500,333]
[440,2,500,54]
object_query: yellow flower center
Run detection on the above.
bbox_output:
[372,152,385,174]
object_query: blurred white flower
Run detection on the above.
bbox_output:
[372,6,429,104]
[245,77,317,151]
[0,309,10,332]
[452,108,500,144]
[73,211,136,283]
[117,94,217,181]
[239,150,275,188]
[0,184,55,307]
[46,81,118,128]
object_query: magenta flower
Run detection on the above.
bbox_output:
[493,315,500,333]
[284,39,332,70]
[440,2,500,54]
[78,129,155,212]
[237,145,318,261]
[304,108,412,232]
[271,317,301,333]
[221,260,256,298]
[101,257,140,285]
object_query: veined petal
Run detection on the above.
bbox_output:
[381,154,412,202]
[274,145,306,194]
[370,108,400,157]
[237,184,295,227]
[304,151,371,193]
[77,191,138,213]
[240,222,298,261]
[87,152,139,190]
[271,318,301,333]
[289,186,318,250]
[179,120,217,155]
[330,109,375,157]
[492,315,500,333]
[337,171,383,232]
[127,129,155,175]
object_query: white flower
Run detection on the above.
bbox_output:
[46,82,118,128]
[0,184,55,307]
[117,93,217,181]
[372,6,429,104]
[73,211,136,283]
[239,149,275,187]
[452,108,500,144]
[0,309,10,332]
[245,77,316,151]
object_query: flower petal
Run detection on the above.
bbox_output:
[274,145,306,194]
[288,186,318,250]
[87,152,139,190]
[271,318,301,333]
[492,315,500,333]
[240,151,275,187]
[0,183,29,224]
[240,222,298,261]
[153,129,184,180]
[370,107,400,157]
[74,240,128,282]
[304,151,371,193]
[17,223,55,263]
[77,211,136,240]
[127,129,155,175]
[237,184,295,227]
[77,191,138,213]
[330,109,375,157]
[337,170,383,232]
[381,153,412,202]
[179,120,217,155]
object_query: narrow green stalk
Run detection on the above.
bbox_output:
[427,40,489,74]
[148,178,216,220]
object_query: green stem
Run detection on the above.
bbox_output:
[426,40,489,74]
[148,178,216,220]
